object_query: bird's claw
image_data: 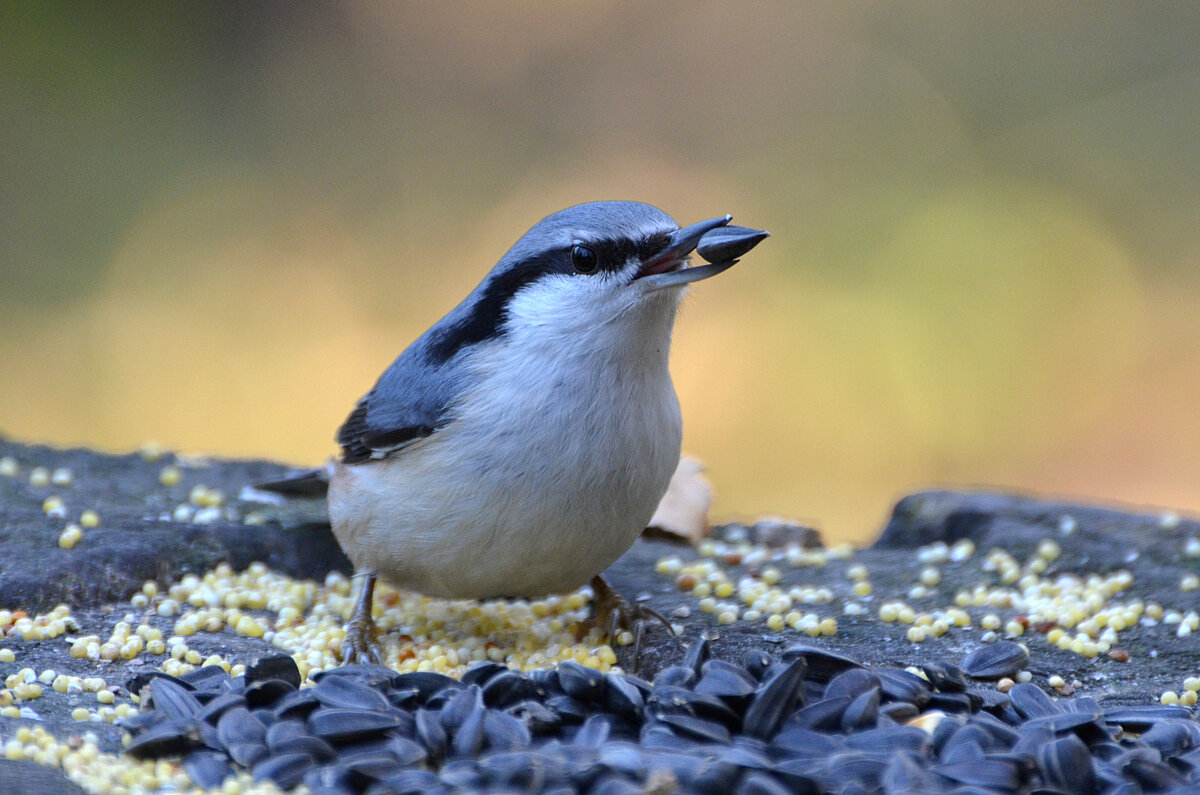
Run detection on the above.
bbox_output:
[340,612,382,665]
[589,575,676,665]
[341,572,382,665]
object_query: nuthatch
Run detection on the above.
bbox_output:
[269,201,767,663]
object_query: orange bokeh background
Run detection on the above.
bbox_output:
[3,3,1198,542]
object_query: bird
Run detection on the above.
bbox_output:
[263,201,768,664]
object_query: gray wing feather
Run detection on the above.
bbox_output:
[337,339,466,464]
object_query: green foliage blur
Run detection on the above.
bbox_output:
[3,2,1198,541]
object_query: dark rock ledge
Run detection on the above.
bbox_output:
[0,437,1198,792]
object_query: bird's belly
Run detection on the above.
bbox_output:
[328,404,680,599]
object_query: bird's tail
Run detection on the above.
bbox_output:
[253,463,333,497]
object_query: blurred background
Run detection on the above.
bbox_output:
[2,2,1198,543]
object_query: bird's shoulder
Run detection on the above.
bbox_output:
[336,340,466,464]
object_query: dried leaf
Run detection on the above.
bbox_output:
[645,456,711,543]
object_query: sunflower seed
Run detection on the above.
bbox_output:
[390,671,463,701]
[228,740,269,768]
[792,695,851,731]
[603,674,646,719]
[573,714,613,748]
[438,758,483,788]
[450,696,486,758]
[824,669,882,702]
[126,668,196,697]
[873,668,932,708]
[967,712,1021,748]
[196,691,247,725]
[828,751,890,788]
[682,635,711,676]
[244,678,296,708]
[265,718,307,751]
[696,659,759,700]
[1022,710,1105,736]
[961,641,1029,680]
[770,758,827,792]
[383,735,426,767]
[941,723,995,757]
[1118,752,1190,790]
[717,740,773,769]
[841,688,881,731]
[342,747,404,781]
[934,757,1020,789]
[124,719,205,758]
[481,708,532,751]
[587,774,644,795]
[771,723,844,758]
[1038,733,1096,794]
[844,725,931,755]
[652,665,696,689]
[439,685,484,732]
[545,694,587,724]
[781,644,863,681]
[696,225,770,264]
[415,708,448,757]
[506,698,561,735]
[1102,704,1194,730]
[879,701,920,723]
[246,655,302,690]
[743,657,807,740]
[927,692,973,714]
[216,707,266,748]
[639,723,697,753]
[1140,719,1200,757]
[553,661,602,703]
[977,688,1011,712]
[655,712,732,744]
[482,670,543,708]
[180,665,231,690]
[460,661,507,687]
[596,740,648,776]
[941,738,985,764]
[252,751,315,789]
[1005,683,1059,721]
[879,750,934,794]
[920,661,968,693]
[117,707,168,735]
[183,751,233,789]
[315,674,393,711]
[307,707,405,743]
[148,677,203,721]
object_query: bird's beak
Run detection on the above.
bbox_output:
[635,215,732,290]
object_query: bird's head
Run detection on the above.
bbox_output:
[425,201,767,362]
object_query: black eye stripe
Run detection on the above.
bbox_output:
[423,228,676,364]
[572,232,674,275]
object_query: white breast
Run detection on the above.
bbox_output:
[328,283,684,599]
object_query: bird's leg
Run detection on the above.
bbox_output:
[589,574,675,662]
[341,571,382,665]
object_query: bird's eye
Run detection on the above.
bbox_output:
[570,245,598,274]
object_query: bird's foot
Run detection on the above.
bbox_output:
[589,575,676,663]
[340,572,382,665]
[341,612,382,665]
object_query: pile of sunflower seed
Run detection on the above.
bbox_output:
[122,640,1200,794]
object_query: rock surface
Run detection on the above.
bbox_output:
[0,437,1198,791]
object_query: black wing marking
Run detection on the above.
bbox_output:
[336,340,463,464]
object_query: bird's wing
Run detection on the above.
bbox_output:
[336,344,463,464]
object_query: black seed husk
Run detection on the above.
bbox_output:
[961,641,1030,680]
[119,636,1200,795]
